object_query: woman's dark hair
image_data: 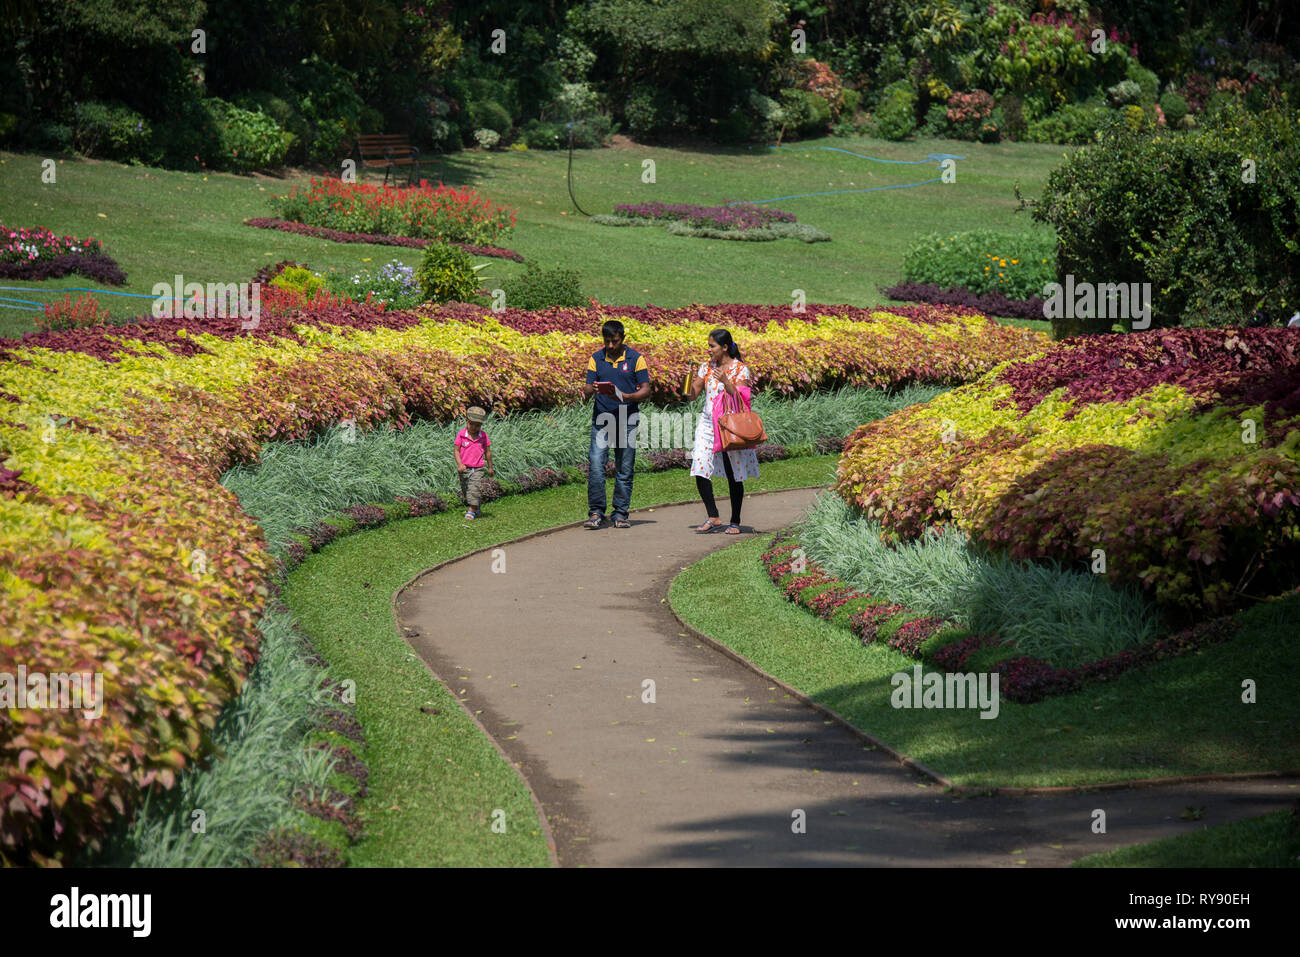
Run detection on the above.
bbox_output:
[709,328,741,360]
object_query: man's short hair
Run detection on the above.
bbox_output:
[601,320,625,341]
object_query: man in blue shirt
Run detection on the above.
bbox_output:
[580,320,651,528]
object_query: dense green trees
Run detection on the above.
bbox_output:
[0,0,1294,168]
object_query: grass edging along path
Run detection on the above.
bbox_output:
[1071,808,1300,868]
[282,455,837,867]
[667,534,1300,792]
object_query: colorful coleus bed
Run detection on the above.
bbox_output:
[759,537,1254,704]
[835,328,1300,616]
[0,224,126,285]
[243,218,525,262]
[0,301,1041,863]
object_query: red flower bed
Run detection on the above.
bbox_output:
[244,217,525,261]
[270,178,516,246]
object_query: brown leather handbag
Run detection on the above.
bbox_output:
[718,388,767,451]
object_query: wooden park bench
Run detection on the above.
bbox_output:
[355,134,421,186]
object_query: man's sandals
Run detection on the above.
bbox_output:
[584,512,604,529]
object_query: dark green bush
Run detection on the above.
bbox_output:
[1125,61,1160,104]
[1025,103,1300,333]
[998,94,1026,139]
[235,91,309,164]
[36,122,73,153]
[717,108,754,142]
[206,98,288,173]
[500,263,587,310]
[623,88,659,138]
[520,119,565,149]
[416,243,483,303]
[71,100,155,163]
[920,102,949,137]
[288,54,364,164]
[1024,104,1108,145]
[471,99,512,135]
[869,79,915,141]
[778,89,831,138]
[841,88,861,116]
[1159,91,1189,125]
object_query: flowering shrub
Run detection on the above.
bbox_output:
[244,218,525,262]
[2,225,104,264]
[0,225,125,285]
[902,230,1056,301]
[984,5,1133,104]
[322,260,422,310]
[272,178,516,245]
[610,202,796,231]
[37,293,112,332]
[835,327,1300,615]
[945,90,995,140]
[794,59,845,117]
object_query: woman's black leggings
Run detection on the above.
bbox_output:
[696,451,744,525]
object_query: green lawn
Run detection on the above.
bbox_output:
[0,134,1065,338]
[284,456,837,867]
[669,534,1300,790]
[1073,810,1300,868]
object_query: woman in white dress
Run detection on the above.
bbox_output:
[687,328,760,534]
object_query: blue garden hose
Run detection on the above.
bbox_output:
[727,145,965,206]
[0,285,162,313]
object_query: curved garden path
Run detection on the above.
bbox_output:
[397,489,1297,866]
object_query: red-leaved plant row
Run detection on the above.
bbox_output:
[836,327,1300,615]
[758,537,1255,704]
[883,280,1047,320]
[244,217,526,262]
[3,301,1039,411]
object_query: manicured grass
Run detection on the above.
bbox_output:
[668,534,1300,789]
[1073,809,1300,868]
[284,455,837,867]
[0,135,1062,338]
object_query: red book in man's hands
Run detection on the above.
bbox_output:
[594,381,617,396]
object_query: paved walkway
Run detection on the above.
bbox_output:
[398,490,1297,866]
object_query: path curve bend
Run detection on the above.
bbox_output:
[396,491,1297,867]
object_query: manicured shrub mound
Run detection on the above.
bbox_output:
[835,327,1300,616]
